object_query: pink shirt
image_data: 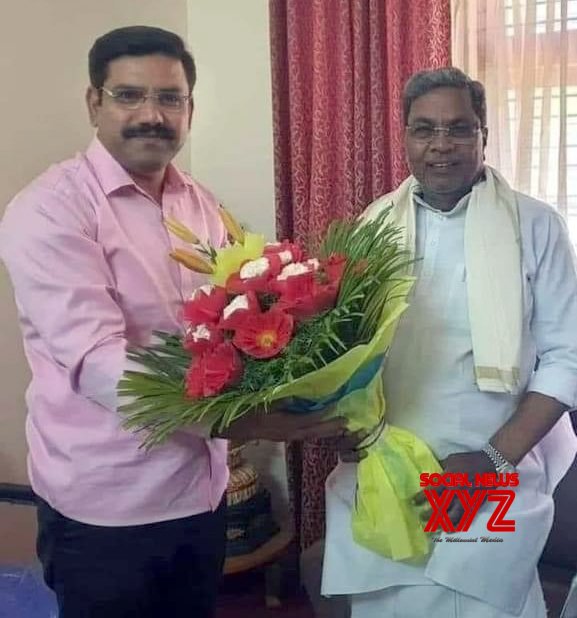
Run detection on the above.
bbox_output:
[0,138,229,525]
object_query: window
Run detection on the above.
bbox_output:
[505,0,577,36]
[506,87,577,238]
[453,0,577,243]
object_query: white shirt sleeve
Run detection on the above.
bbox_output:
[526,206,577,407]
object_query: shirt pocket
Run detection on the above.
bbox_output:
[439,261,532,393]
[444,263,470,332]
[521,264,534,323]
[446,264,532,329]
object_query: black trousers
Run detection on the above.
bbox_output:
[36,496,227,618]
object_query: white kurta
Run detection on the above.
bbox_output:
[321,191,577,615]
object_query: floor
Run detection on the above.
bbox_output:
[0,566,315,618]
[4,565,573,618]
[218,572,315,617]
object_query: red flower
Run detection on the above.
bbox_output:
[183,286,228,326]
[218,291,261,330]
[183,323,224,355]
[322,254,347,284]
[225,255,283,294]
[274,283,339,321]
[186,341,243,399]
[271,255,347,320]
[263,241,305,264]
[233,310,294,359]
[271,270,315,298]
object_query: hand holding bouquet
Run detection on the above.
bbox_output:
[119,206,441,561]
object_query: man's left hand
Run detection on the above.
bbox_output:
[413,451,496,528]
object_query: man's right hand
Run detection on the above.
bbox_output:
[214,406,348,442]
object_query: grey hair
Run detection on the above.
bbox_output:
[403,67,487,127]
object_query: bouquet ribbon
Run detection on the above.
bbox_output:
[335,370,442,562]
[286,354,385,414]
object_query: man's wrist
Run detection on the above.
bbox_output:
[482,443,516,474]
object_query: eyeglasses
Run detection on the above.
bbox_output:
[406,124,482,144]
[100,87,192,112]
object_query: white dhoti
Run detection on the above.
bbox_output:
[350,575,546,618]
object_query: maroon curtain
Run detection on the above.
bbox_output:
[270,0,451,551]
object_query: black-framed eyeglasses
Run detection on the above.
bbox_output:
[406,124,482,144]
[100,87,192,112]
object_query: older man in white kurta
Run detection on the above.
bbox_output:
[321,68,577,618]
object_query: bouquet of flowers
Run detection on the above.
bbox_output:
[119,206,441,561]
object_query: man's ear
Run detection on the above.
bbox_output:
[482,126,488,150]
[86,86,100,128]
[187,98,194,129]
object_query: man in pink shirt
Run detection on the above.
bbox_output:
[0,26,351,618]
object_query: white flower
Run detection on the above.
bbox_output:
[187,324,212,342]
[223,294,249,320]
[240,257,270,280]
[277,262,311,281]
[278,250,293,265]
[189,284,215,301]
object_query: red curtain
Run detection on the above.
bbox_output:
[270,0,451,550]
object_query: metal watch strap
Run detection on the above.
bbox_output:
[482,443,515,473]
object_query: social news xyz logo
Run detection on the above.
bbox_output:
[419,472,519,534]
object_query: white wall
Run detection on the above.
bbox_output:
[187,1,276,239]
[187,1,288,514]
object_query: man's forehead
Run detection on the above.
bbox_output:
[105,54,187,88]
[408,87,477,121]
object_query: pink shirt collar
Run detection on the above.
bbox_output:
[85,137,193,197]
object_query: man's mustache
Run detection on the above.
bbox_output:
[122,124,175,140]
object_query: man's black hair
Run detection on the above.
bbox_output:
[89,26,196,92]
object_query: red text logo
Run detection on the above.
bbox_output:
[420,473,517,533]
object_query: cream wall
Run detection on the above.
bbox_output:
[187,2,287,513]
[187,1,276,239]
[0,1,189,484]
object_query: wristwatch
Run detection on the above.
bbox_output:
[482,443,516,474]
